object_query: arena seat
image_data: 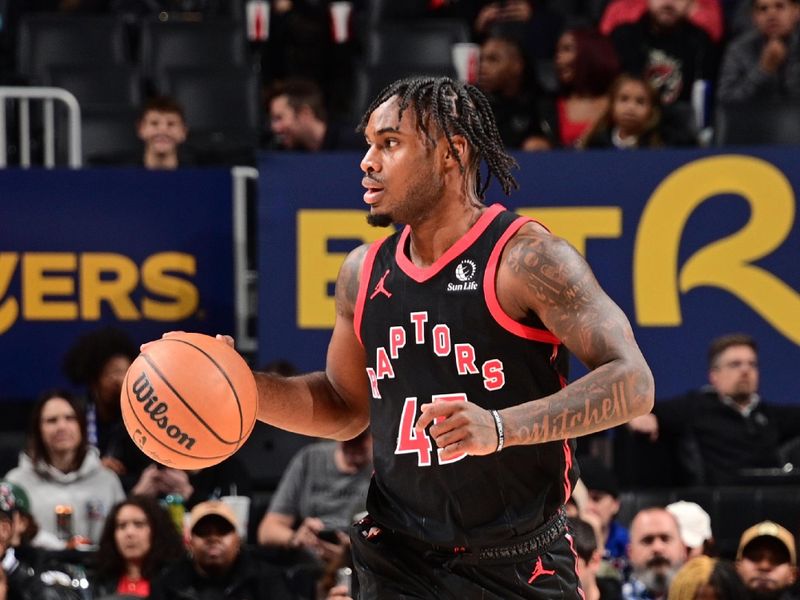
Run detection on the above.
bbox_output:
[44,64,142,112]
[157,65,261,163]
[16,14,131,85]
[138,19,248,91]
[714,102,800,146]
[364,19,469,71]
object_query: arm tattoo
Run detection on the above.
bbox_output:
[501,231,654,445]
[335,245,368,319]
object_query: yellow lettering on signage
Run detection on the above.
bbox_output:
[23,253,78,320]
[635,155,800,343]
[297,210,387,328]
[80,253,140,320]
[141,252,198,320]
[0,253,19,335]
[518,207,622,255]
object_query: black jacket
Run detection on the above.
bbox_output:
[653,386,800,484]
[149,548,294,600]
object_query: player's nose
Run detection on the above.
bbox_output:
[360,145,381,174]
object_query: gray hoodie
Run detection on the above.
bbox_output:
[5,447,125,544]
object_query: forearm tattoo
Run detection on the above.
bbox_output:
[502,231,654,445]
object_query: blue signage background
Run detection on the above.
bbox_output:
[258,148,799,404]
[0,168,235,402]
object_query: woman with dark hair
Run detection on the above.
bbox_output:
[582,74,664,149]
[540,27,621,148]
[4,389,125,545]
[91,495,186,598]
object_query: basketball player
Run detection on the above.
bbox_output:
[155,76,654,598]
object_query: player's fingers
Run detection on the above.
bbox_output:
[415,402,460,430]
[140,330,185,352]
[216,334,235,348]
[431,428,466,451]
[439,440,470,461]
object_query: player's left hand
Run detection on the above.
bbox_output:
[415,401,499,461]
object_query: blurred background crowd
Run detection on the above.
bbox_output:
[1,0,800,599]
[1,0,799,168]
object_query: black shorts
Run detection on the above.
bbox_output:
[349,513,583,599]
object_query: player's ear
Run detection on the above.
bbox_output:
[444,134,468,167]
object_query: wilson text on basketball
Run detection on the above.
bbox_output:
[131,371,197,450]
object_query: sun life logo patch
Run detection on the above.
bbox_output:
[448,259,479,292]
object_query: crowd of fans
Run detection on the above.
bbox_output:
[0,325,796,599]
[1,1,799,598]
[0,0,798,168]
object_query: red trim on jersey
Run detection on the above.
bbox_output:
[483,216,562,343]
[562,439,574,504]
[566,533,587,600]
[354,238,388,347]
[395,203,505,282]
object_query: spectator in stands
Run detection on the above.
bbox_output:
[717,0,800,103]
[257,429,372,580]
[609,0,719,105]
[579,456,630,568]
[467,0,565,62]
[668,555,748,600]
[582,74,665,149]
[628,333,800,485]
[4,389,125,546]
[0,482,53,600]
[63,326,147,485]
[736,521,798,600]
[539,27,621,148]
[91,495,185,599]
[0,480,62,551]
[609,0,718,144]
[476,33,550,150]
[624,507,688,600]
[136,96,190,170]
[600,0,725,43]
[570,515,625,600]
[130,453,253,509]
[666,501,714,559]
[266,78,362,152]
[150,500,293,599]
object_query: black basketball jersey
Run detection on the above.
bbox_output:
[353,204,577,547]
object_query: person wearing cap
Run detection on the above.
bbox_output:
[0,480,62,553]
[580,456,630,566]
[623,507,688,600]
[0,482,63,600]
[666,501,714,559]
[735,520,798,599]
[149,500,293,600]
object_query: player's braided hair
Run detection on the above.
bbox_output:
[358,76,519,198]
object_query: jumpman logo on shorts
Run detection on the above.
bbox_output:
[370,269,393,299]
[528,556,555,584]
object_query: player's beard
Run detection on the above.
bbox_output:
[367,163,445,228]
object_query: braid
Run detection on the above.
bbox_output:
[358,76,519,197]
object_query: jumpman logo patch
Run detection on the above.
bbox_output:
[370,269,392,299]
[528,556,555,584]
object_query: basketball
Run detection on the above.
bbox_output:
[120,332,258,470]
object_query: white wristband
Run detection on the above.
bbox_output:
[491,409,505,453]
